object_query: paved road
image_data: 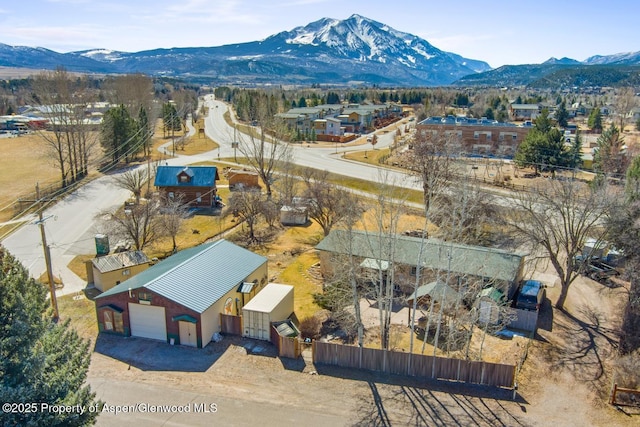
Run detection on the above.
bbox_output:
[90,378,345,427]
[200,94,421,191]
[1,117,197,296]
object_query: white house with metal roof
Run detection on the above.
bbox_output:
[94,240,268,348]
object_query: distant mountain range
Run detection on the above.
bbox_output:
[0,14,638,88]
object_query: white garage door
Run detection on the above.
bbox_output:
[128,303,167,342]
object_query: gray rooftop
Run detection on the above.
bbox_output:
[96,240,267,313]
[316,230,524,283]
[92,251,150,273]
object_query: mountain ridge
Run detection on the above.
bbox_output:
[1,14,638,87]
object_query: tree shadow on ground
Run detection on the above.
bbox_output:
[336,365,528,427]
[541,303,619,393]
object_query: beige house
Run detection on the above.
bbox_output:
[87,251,151,292]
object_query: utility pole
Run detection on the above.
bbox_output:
[35,183,59,321]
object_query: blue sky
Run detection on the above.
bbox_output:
[0,0,638,68]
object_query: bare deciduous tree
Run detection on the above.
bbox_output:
[100,196,162,250]
[302,169,356,236]
[159,194,189,254]
[613,87,637,132]
[505,180,613,311]
[236,99,293,198]
[113,168,149,204]
[226,190,264,243]
[32,68,98,187]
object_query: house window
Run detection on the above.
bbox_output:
[113,312,124,333]
[410,266,418,276]
[179,175,189,183]
[139,291,152,302]
[168,192,174,199]
[104,311,113,331]
[122,269,130,276]
[473,131,479,139]
[196,192,202,203]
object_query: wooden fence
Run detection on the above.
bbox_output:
[316,134,357,143]
[220,314,242,336]
[610,383,640,406]
[270,325,301,359]
[313,341,515,388]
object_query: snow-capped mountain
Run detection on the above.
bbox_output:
[1,15,637,87]
[583,51,640,65]
[0,15,491,86]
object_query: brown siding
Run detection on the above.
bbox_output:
[158,186,216,208]
[415,124,530,157]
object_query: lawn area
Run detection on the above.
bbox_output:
[58,293,99,341]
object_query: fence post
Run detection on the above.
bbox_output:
[610,383,618,405]
[359,346,363,370]
[480,362,486,385]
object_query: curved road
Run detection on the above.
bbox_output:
[1,94,509,297]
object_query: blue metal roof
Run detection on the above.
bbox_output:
[418,115,519,128]
[96,240,267,313]
[154,165,219,188]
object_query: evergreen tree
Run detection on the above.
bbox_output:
[326,92,340,104]
[0,248,101,426]
[298,96,307,108]
[484,108,494,120]
[137,105,151,157]
[101,104,136,164]
[555,100,569,128]
[594,124,628,178]
[514,109,571,176]
[587,107,603,132]
[625,155,640,202]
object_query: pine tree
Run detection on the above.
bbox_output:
[555,100,569,128]
[588,108,603,132]
[0,248,101,426]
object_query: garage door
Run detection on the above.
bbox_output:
[128,303,167,342]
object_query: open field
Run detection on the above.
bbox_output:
[0,133,61,221]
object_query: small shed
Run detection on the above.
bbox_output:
[242,283,294,341]
[280,205,308,226]
[475,286,505,325]
[228,169,260,191]
[88,250,150,292]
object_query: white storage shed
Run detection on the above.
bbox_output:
[242,283,294,341]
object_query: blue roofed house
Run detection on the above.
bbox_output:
[154,165,220,208]
[94,240,268,348]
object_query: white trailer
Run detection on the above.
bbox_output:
[242,283,294,341]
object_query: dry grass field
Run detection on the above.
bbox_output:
[0,133,62,222]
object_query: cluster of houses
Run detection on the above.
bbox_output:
[0,102,110,132]
[275,103,404,138]
[91,221,531,349]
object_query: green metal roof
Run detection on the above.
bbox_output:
[96,240,267,313]
[407,281,459,305]
[316,230,524,283]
